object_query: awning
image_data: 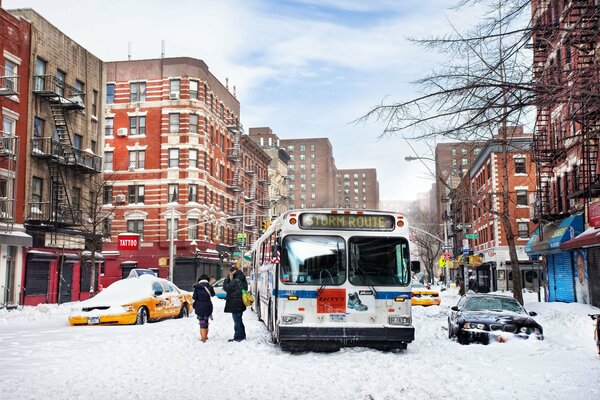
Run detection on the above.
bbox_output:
[0,231,33,247]
[526,214,583,256]
[561,227,600,250]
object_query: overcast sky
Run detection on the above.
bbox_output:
[4,0,483,201]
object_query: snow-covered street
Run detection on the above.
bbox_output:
[1,289,599,400]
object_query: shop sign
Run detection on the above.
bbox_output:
[589,201,600,228]
[117,233,140,250]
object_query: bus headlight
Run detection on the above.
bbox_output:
[388,315,411,326]
[281,314,304,325]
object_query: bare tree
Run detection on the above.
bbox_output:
[360,0,540,304]
[410,208,443,285]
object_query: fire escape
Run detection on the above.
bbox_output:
[0,69,19,232]
[27,74,102,243]
[226,118,246,243]
[532,1,600,223]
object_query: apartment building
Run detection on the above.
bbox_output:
[527,1,600,306]
[280,138,337,209]
[336,168,379,210]
[248,127,291,218]
[101,57,261,291]
[0,5,31,307]
[7,9,105,306]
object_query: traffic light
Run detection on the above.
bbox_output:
[260,220,272,233]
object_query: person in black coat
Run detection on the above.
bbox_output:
[223,266,247,342]
[192,274,215,342]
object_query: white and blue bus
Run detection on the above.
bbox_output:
[250,209,414,352]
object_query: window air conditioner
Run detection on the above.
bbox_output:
[128,166,135,172]
[117,128,128,137]
[169,92,180,100]
[115,194,126,204]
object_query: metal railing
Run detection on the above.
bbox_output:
[31,137,102,172]
[32,74,85,109]
[27,201,82,225]
[0,74,19,96]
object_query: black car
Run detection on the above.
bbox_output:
[448,293,544,345]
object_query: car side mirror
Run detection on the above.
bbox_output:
[154,290,163,296]
[451,306,459,311]
[528,311,537,316]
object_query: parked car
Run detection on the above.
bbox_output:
[127,268,157,278]
[212,278,226,299]
[448,293,544,344]
[411,283,441,306]
[69,275,193,326]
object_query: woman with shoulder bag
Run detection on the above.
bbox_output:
[223,266,247,342]
[192,274,215,342]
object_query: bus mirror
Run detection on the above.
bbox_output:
[410,261,421,273]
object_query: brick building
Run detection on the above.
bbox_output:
[101,57,267,291]
[0,4,31,307]
[248,127,291,218]
[527,1,600,306]
[280,138,337,209]
[336,168,379,209]
[451,129,538,293]
[6,9,105,306]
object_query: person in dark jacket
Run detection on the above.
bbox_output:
[193,274,215,342]
[223,266,247,342]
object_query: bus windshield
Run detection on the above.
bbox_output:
[348,237,410,286]
[280,235,345,285]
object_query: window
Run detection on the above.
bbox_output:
[167,218,179,240]
[75,80,84,100]
[130,82,146,102]
[451,148,456,156]
[129,116,146,135]
[55,70,65,97]
[461,148,467,155]
[168,184,179,202]
[34,117,44,138]
[310,144,315,151]
[106,83,115,104]
[287,145,294,152]
[128,150,145,169]
[34,58,46,91]
[518,222,529,238]
[92,90,98,116]
[128,185,145,204]
[170,79,180,99]
[188,218,198,240]
[190,80,199,100]
[169,113,180,133]
[31,176,42,206]
[2,117,15,153]
[168,148,180,168]
[516,190,528,206]
[90,140,97,154]
[189,114,198,134]
[105,118,114,136]
[73,134,82,149]
[462,158,468,166]
[300,154,306,161]
[71,188,81,211]
[102,218,112,238]
[4,59,17,92]
[103,185,113,204]
[104,151,113,171]
[189,149,198,168]
[300,144,305,152]
[188,184,198,203]
[515,157,526,174]
[127,219,144,240]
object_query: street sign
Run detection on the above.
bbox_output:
[444,252,451,261]
[463,249,469,255]
[466,233,478,239]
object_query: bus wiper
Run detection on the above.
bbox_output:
[316,269,335,297]
[356,266,378,299]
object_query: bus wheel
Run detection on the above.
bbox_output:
[268,303,278,344]
[256,293,263,321]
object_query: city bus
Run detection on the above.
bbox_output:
[249,209,414,352]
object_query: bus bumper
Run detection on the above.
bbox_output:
[278,325,415,351]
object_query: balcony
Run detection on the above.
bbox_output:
[31,137,102,173]
[0,74,18,96]
[26,201,82,226]
[32,75,85,110]
[0,133,17,157]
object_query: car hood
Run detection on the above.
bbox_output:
[460,311,538,326]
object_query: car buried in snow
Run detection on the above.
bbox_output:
[68,275,193,326]
[411,283,441,306]
[448,293,544,345]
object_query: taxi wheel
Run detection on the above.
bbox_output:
[136,307,148,325]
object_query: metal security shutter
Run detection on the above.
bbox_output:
[588,247,600,308]
[80,262,98,293]
[173,261,196,292]
[24,259,50,296]
[58,262,74,304]
[552,252,575,303]
[547,255,556,302]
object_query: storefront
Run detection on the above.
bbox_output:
[525,214,583,303]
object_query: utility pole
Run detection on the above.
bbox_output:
[169,206,175,282]
[443,220,449,286]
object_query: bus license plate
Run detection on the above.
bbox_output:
[88,316,100,325]
[330,314,346,322]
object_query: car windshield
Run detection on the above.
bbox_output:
[348,237,410,286]
[280,235,345,285]
[463,296,525,313]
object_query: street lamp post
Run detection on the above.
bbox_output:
[169,206,175,282]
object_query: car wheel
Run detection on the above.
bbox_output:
[136,307,148,325]
[457,330,469,345]
[448,319,453,339]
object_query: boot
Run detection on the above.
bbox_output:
[199,328,203,341]
[200,328,208,343]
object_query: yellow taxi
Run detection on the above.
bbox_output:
[411,283,441,306]
[69,275,193,326]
